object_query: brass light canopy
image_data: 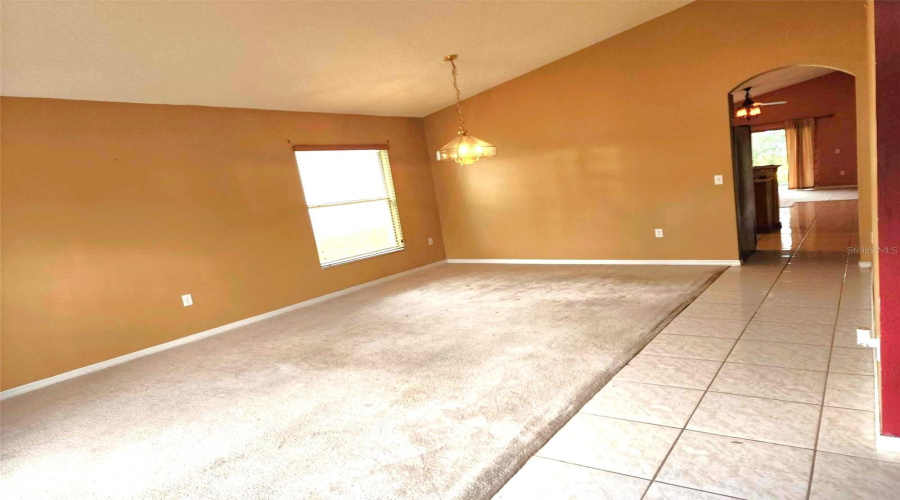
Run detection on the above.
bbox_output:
[436,54,497,165]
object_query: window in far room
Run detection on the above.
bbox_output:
[293,147,404,267]
[751,129,789,186]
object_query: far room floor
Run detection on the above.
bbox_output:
[779,186,859,208]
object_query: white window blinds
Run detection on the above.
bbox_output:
[294,147,404,267]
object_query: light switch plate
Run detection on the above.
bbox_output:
[714,175,724,185]
[181,294,193,307]
[428,237,434,246]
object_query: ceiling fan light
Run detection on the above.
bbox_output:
[735,86,762,121]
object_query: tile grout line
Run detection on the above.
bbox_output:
[574,411,685,430]
[803,199,847,500]
[638,241,797,499]
[506,200,869,498]
[530,455,652,483]
[645,355,836,377]
[537,422,900,490]
[806,325,837,500]
[583,411,819,451]
[703,389,821,406]
[608,377,829,406]
[641,353,833,374]
[651,481,745,499]
[682,314,836,324]
[642,199,829,499]
[533,450,900,495]
[810,449,900,467]
[540,444,893,499]
[638,309,760,497]
[588,378,705,393]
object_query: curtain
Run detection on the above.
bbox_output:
[785,118,816,189]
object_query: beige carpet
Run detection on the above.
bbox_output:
[1,263,723,499]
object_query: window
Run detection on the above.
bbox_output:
[293,146,404,267]
[751,129,789,186]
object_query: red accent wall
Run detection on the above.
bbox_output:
[876,0,900,437]
[732,72,857,187]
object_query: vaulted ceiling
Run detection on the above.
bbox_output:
[1,1,690,117]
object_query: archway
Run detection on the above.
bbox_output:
[726,65,858,259]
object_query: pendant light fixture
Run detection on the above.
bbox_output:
[436,55,497,165]
[735,87,762,120]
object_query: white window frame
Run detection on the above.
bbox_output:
[292,145,404,268]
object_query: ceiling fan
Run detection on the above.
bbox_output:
[735,86,787,120]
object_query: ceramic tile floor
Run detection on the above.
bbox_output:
[495,199,900,500]
[778,186,858,208]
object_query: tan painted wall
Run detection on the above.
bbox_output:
[0,98,446,390]
[424,0,874,261]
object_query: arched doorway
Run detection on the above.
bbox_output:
[727,65,857,259]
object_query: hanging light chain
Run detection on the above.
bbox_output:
[446,55,467,135]
[435,54,495,165]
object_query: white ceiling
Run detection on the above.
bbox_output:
[1,1,690,117]
[730,66,837,102]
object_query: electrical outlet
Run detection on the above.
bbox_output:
[714,175,724,185]
[428,237,434,246]
[835,148,841,154]
[181,294,193,307]
[654,229,664,238]
[840,171,846,176]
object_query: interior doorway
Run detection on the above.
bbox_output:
[728,65,859,260]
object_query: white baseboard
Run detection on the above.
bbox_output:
[446,258,741,266]
[876,434,900,452]
[0,260,447,401]
[859,261,873,268]
[869,331,896,452]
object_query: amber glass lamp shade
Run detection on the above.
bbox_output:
[436,132,497,165]
[735,104,761,120]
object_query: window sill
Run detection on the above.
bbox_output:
[320,245,405,269]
